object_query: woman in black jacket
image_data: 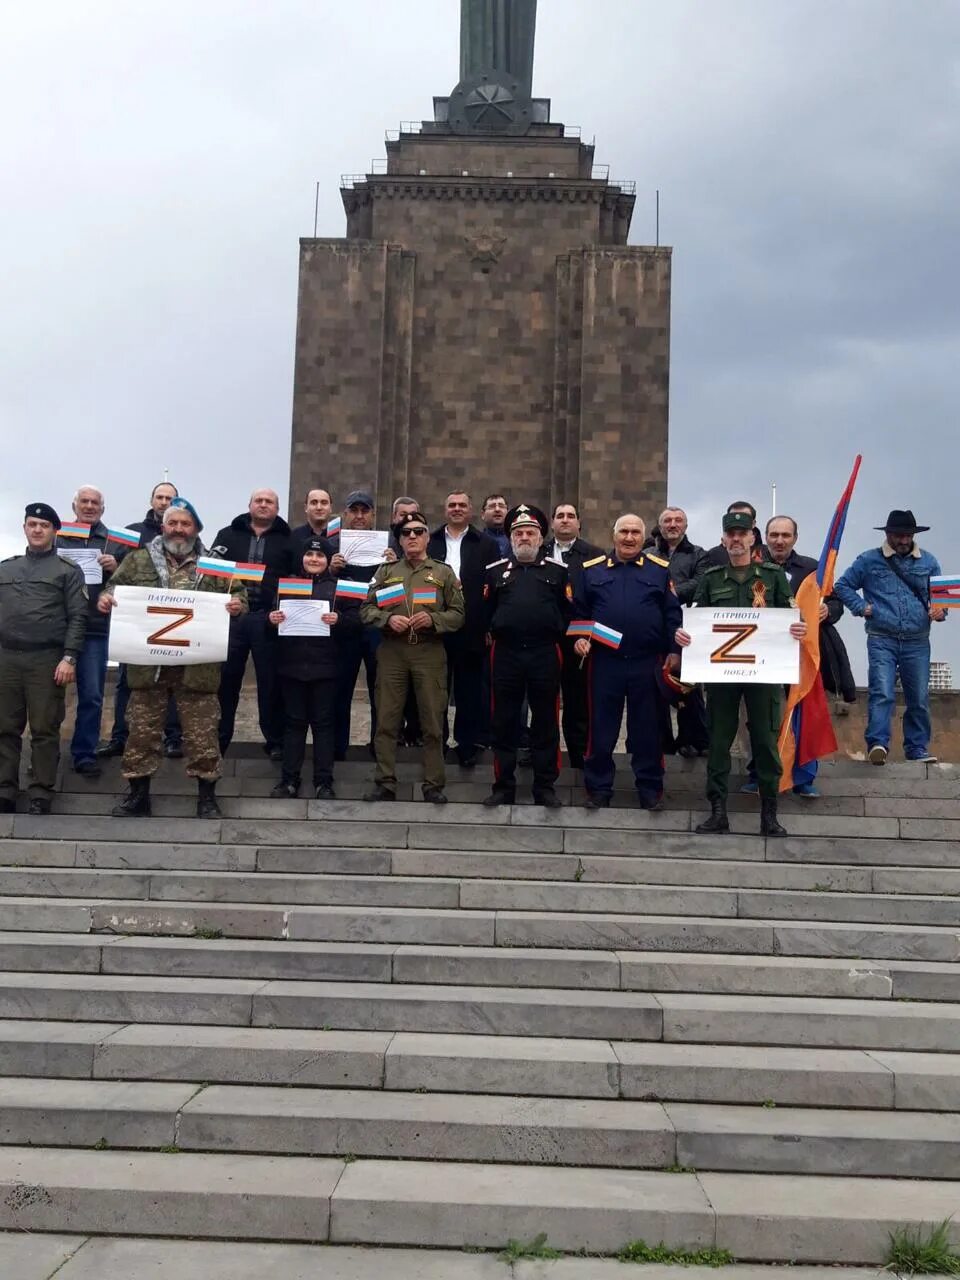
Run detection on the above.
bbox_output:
[267,538,358,799]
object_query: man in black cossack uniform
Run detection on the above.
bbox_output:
[482,504,573,809]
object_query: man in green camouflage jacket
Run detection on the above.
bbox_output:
[98,499,246,818]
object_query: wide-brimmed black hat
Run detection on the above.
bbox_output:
[875,509,929,534]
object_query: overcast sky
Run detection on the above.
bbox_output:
[3,0,958,681]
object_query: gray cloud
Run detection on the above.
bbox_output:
[2,0,958,681]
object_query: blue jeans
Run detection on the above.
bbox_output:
[335,625,381,756]
[71,634,109,766]
[866,632,931,757]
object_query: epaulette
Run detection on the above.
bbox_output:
[485,558,508,571]
[703,564,726,574]
[646,552,669,569]
[582,555,606,569]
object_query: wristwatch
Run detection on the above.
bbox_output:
[61,655,76,666]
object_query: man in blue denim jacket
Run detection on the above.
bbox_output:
[834,510,946,765]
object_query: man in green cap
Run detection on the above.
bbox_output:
[675,510,807,836]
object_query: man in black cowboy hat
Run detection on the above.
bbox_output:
[482,504,572,807]
[835,510,946,765]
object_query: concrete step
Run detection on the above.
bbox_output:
[5,973,950,1051]
[0,1237,916,1280]
[1,1146,958,1259]
[2,896,957,960]
[8,1020,960,1111]
[5,824,960,870]
[17,934,960,1001]
[2,1077,953,1177]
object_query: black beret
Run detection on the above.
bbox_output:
[25,503,60,529]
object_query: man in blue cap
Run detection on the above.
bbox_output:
[0,504,88,814]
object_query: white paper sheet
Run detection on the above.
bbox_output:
[339,529,389,566]
[59,547,102,585]
[278,599,331,637]
[680,607,800,684]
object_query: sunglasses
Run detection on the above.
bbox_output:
[399,526,428,538]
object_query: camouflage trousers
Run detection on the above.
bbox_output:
[122,669,221,781]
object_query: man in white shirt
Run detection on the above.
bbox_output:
[428,492,500,767]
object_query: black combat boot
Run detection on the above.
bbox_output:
[112,777,151,818]
[196,779,222,819]
[760,797,787,837]
[695,797,729,834]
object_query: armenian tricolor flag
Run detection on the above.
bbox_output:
[931,576,960,609]
[231,562,266,584]
[566,620,595,639]
[197,556,236,580]
[105,525,140,549]
[591,622,623,650]
[777,454,862,791]
[412,587,437,607]
[376,582,406,609]
[335,579,369,602]
[278,577,313,597]
[326,516,341,537]
[59,522,91,540]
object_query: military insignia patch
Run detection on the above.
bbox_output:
[565,583,573,601]
[751,580,767,608]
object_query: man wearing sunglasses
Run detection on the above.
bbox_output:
[361,511,464,803]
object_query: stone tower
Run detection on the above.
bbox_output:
[288,0,670,536]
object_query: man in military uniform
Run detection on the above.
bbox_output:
[0,504,88,814]
[573,513,683,810]
[98,499,247,819]
[361,510,464,803]
[676,511,807,836]
[482,504,572,808]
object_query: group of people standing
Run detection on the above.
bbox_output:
[0,480,946,834]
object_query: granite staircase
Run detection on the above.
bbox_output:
[0,751,959,1276]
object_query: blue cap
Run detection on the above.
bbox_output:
[168,497,203,532]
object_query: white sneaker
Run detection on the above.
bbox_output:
[868,745,888,766]
[910,753,938,764]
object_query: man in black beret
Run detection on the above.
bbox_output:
[0,505,88,813]
[482,504,573,808]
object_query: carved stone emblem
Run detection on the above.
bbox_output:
[464,227,506,264]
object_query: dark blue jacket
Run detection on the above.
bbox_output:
[574,551,683,659]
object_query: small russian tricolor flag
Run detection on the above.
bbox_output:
[931,576,960,608]
[412,587,436,607]
[591,622,623,650]
[376,582,406,609]
[105,525,140,549]
[59,522,91,540]
[197,556,236,579]
[335,579,369,601]
[277,581,312,599]
[326,516,341,536]
[232,562,266,584]
[566,620,594,638]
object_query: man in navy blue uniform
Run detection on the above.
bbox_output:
[574,513,683,810]
[482,504,572,808]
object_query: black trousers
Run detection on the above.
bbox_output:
[676,687,709,752]
[445,636,485,761]
[218,611,284,754]
[335,625,380,756]
[558,636,589,767]
[490,641,561,798]
[280,675,336,787]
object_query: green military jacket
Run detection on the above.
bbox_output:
[0,548,88,658]
[693,561,795,610]
[104,543,248,692]
[360,556,464,641]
